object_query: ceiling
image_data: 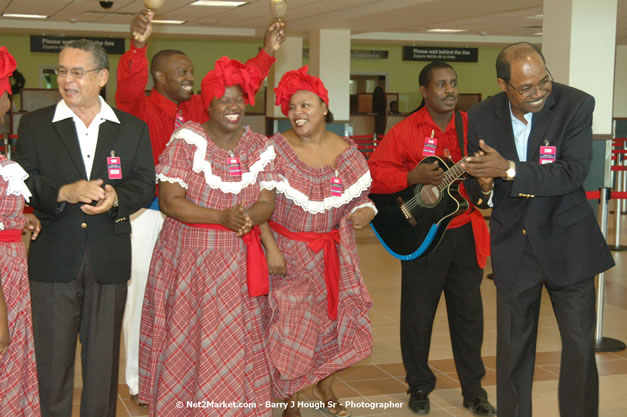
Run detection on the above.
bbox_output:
[1,0,626,46]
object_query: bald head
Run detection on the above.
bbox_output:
[150,49,186,79]
[496,42,545,82]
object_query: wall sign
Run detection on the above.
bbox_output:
[30,35,125,54]
[403,46,478,63]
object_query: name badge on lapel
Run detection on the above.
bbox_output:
[331,170,343,197]
[539,144,556,165]
[107,151,122,179]
[227,151,242,177]
[423,130,437,156]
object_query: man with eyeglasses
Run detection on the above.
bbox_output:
[14,39,155,417]
[462,42,614,417]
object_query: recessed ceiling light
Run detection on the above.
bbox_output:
[526,14,543,19]
[426,29,466,33]
[191,1,248,6]
[152,19,185,24]
[534,32,543,36]
[2,13,47,19]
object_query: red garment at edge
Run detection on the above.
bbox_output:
[367,106,490,268]
[116,40,276,165]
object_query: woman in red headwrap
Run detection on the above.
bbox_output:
[138,56,276,417]
[0,46,42,416]
[260,66,376,417]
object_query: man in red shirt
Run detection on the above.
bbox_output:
[368,62,495,416]
[116,9,285,405]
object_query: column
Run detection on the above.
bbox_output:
[309,29,351,122]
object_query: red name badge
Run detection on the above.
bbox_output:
[331,176,343,196]
[228,156,242,177]
[423,137,437,156]
[539,146,556,165]
[107,156,122,179]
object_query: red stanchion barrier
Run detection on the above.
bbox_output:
[611,166,627,171]
[586,190,627,200]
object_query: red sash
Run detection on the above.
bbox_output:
[183,223,268,297]
[0,229,22,243]
[269,220,340,320]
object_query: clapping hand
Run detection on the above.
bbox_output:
[220,203,253,236]
[462,140,509,179]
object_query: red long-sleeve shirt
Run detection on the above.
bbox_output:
[368,106,490,267]
[116,40,276,165]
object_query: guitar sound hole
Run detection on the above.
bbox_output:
[416,184,441,207]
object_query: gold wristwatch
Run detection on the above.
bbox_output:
[503,160,516,181]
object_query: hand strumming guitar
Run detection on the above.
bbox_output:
[407,160,443,186]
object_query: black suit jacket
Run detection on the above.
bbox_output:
[14,104,155,284]
[465,82,614,291]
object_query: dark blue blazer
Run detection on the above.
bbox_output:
[465,82,614,291]
[14,104,155,284]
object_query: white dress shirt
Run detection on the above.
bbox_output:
[52,96,120,179]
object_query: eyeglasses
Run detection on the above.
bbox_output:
[54,67,100,79]
[503,68,553,98]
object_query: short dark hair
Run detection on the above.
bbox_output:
[418,61,456,87]
[325,109,334,124]
[63,39,109,71]
[150,49,186,77]
[496,42,545,81]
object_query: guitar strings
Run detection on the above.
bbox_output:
[402,157,467,210]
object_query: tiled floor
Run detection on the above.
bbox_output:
[68,203,627,417]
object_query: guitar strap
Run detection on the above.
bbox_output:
[454,111,464,157]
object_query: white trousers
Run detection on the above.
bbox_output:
[123,208,165,395]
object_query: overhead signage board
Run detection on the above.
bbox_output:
[30,35,125,54]
[403,46,478,63]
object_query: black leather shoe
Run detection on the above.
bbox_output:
[407,389,430,415]
[463,397,496,416]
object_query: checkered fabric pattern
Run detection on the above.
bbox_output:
[0,155,41,417]
[264,135,374,399]
[138,124,275,416]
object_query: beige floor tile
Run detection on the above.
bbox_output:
[65,225,627,417]
[337,365,391,381]
[348,377,408,397]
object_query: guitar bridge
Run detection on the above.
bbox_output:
[397,197,417,226]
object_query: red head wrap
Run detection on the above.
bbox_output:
[201,56,263,109]
[0,47,17,97]
[274,65,329,116]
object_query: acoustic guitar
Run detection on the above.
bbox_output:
[369,155,469,260]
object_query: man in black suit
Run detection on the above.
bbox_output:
[14,39,155,417]
[462,42,614,417]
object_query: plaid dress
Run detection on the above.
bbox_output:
[138,123,275,416]
[0,155,40,417]
[262,134,375,399]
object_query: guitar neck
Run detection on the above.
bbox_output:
[437,156,468,191]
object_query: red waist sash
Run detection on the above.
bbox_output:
[269,220,340,320]
[183,223,268,297]
[0,229,21,243]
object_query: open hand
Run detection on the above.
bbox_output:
[462,139,509,178]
